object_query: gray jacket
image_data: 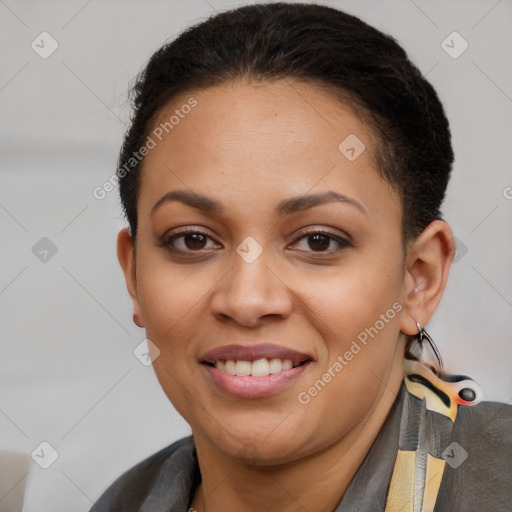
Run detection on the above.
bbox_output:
[89,381,512,512]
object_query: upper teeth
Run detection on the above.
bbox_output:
[215,358,297,377]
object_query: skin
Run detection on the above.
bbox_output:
[117,78,456,512]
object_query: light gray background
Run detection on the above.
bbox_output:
[1,0,511,510]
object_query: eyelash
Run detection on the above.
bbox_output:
[159,227,352,256]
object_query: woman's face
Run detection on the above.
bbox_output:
[124,79,412,463]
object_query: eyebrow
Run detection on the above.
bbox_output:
[151,189,368,217]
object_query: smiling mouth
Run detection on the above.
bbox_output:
[203,358,311,377]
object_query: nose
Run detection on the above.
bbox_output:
[209,247,293,328]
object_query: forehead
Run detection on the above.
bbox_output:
[148,78,374,165]
[138,79,399,224]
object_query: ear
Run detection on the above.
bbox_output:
[400,220,456,335]
[117,228,144,328]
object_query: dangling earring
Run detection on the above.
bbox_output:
[404,321,483,419]
[415,321,444,372]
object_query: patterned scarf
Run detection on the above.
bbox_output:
[384,334,483,512]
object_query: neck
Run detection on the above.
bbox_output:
[190,363,403,512]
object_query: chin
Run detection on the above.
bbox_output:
[199,420,314,466]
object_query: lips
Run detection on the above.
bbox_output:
[200,343,313,398]
[201,343,312,365]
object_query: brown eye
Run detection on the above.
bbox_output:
[160,228,219,254]
[291,229,351,253]
[308,233,331,251]
[183,233,208,250]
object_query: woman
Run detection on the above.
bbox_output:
[91,3,512,511]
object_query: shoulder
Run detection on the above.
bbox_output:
[452,398,512,459]
[89,435,198,512]
[457,397,512,427]
[436,399,512,510]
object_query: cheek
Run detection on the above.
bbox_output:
[292,249,404,406]
[294,284,403,450]
[294,251,403,344]
[136,259,210,415]
[137,256,214,340]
